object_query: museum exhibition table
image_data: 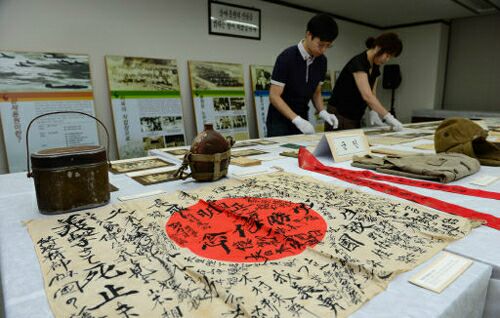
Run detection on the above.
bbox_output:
[1,126,499,318]
[412,109,500,123]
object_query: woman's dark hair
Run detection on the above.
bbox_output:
[307,13,338,42]
[366,32,402,57]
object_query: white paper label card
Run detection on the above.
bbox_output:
[313,130,370,162]
[409,252,473,293]
[118,190,167,202]
[470,175,500,186]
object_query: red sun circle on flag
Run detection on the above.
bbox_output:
[166,197,327,263]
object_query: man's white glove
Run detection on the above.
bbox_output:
[368,110,385,126]
[292,116,315,134]
[383,113,403,131]
[319,110,339,129]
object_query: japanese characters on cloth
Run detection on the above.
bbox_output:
[26,172,475,318]
[299,147,500,229]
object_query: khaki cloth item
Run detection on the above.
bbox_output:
[434,117,500,166]
[352,153,480,183]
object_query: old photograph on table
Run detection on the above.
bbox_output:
[231,148,268,157]
[386,131,434,139]
[255,139,278,145]
[131,169,179,185]
[110,156,175,173]
[162,148,189,156]
[232,140,259,148]
[106,55,186,159]
[0,50,98,173]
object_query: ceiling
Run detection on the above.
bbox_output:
[262,0,500,28]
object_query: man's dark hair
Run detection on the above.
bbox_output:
[366,32,403,57]
[307,13,338,42]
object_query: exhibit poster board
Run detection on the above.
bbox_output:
[250,64,272,138]
[250,65,273,138]
[105,55,186,159]
[250,64,332,137]
[0,51,98,172]
[188,60,249,140]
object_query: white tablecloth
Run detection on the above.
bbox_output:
[1,132,499,317]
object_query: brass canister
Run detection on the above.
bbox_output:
[26,111,111,214]
[31,146,110,214]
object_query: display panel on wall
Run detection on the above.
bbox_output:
[0,51,99,172]
[105,55,186,159]
[250,64,332,137]
[188,60,249,140]
[249,64,272,138]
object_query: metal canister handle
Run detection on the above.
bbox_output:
[26,111,110,177]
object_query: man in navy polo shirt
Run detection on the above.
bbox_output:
[266,13,339,137]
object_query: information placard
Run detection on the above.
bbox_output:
[314,129,370,162]
[189,60,249,141]
[105,55,186,159]
[409,252,473,293]
[0,50,98,172]
[209,0,261,40]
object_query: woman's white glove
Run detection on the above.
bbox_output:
[292,116,315,134]
[319,110,338,129]
[383,113,403,131]
[368,110,385,126]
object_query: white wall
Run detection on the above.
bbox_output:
[0,0,375,174]
[378,23,449,123]
[443,13,500,112]
[0,0,449,174]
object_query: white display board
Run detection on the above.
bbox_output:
[105,55,186,159]
[0,51,98,172]
[189,60,249,141]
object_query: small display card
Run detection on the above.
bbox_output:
[118,190,167,202]
[314,130,370,162]
[469,175,500,186]
[409,252,473,293]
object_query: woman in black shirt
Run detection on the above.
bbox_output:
[326,33,404,131]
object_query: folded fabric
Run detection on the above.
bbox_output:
[352,153,480,183]
[434,117,500,166]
